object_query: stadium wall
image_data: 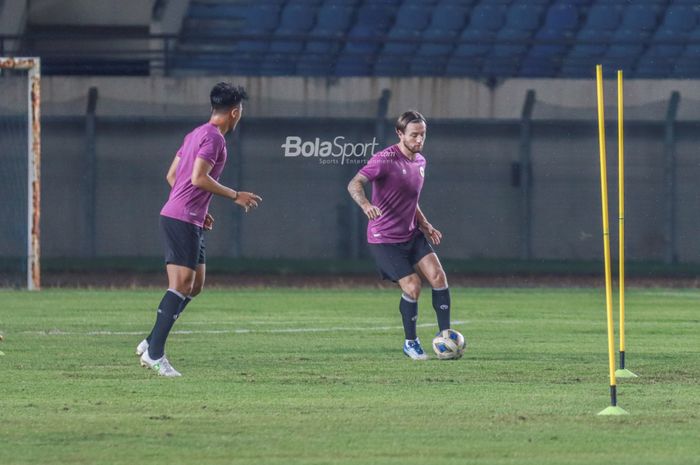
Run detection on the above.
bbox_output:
[1,76,698,265]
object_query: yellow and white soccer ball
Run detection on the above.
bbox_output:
[432,329,466,360]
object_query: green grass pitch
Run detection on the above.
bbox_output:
[1,287,699,465]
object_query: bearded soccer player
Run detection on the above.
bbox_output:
[137,82,262,376]
[347,110,452,360]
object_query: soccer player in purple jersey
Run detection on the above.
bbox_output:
[347,110,452,360]
[137,82,262,376]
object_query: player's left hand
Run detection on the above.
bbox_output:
[420,222,442,245]
[204,213,215,231]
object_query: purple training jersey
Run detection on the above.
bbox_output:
[359,144,426,244]
[160,123,227,228]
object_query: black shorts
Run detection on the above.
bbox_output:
[159,215,206,270]
[368,231,435,282]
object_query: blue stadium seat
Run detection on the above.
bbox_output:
[505,3,545,31]
[335,54,373,76]
[393,4,431,31]
[519,56,559,77]
[445,56,482,77]
[649,29,687,59]
[543,3,580,31]
[410,57,448,76]
[606,29,645,59]
[374,55,410,76]
[482,58,520,77]
[417,28,458,57]
[429,4,470,31]
[491,28,530,59]
[233,31,270,54]
[681,28,700,58]
[662,5,697,32]
[344,24,382,54]
[529,28,572,58]
[278,4,316,31]
[568,28,609,58]
[453,28,494,58]
[619,4,659,34]
[355,4,396,32]
[635,53,673,78]
[260,54,297,76]
[305,4,353,56]
[297,55,334,75]
[582,4,621,30]
[382,28,421,54]
[243,5,281,31]
[467,3,505,31]
[315,4,354,31]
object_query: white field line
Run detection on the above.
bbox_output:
[23,320,469,337]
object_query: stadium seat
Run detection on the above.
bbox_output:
[529,28,572,59]
[382,28,421,55]
[315,4,354,32]
[335,54,374,76]
[374,55,410,76]
[568,28,609,58]
[543,3,580,31]
[453,28,494,58]
[662,5,697,32]
[278,3,316,31]
[355,4,396,32]
[393,4,431,31]
[429,4,470,31]
[619,4,659,34]
[410,57,448,76]
[243,4,281,31]
[345,25,382,54]
[260,54,298,76]
[467,3,505,32]
[606,29,645,59]
[505,3,545,31]
[445,57,482,77]
[635,54,673,78]
[491,28,530,59]
[417,28,458,57]
[296,54,334,75]
[582,4,621,30]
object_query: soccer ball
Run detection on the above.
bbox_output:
[432,329,466,360]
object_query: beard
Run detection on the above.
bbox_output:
[403,140,422,154]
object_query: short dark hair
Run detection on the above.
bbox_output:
[210,82,248,111]
[396,110,427,133]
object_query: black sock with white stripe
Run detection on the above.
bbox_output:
[399,294,418,340]
[146,295,191,344]
[432,287,451,331]
[147,289,185,360]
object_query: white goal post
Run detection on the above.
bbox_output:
[0,57,41,290]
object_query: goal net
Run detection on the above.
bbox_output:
[0,58,40,290]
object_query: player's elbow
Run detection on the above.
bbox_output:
[191,174,205,188]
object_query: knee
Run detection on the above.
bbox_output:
[428,269,448,289]
[190,282,203,297]
[402,277,422,301]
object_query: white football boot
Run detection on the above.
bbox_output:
[135,339,149,356]
[140,351,181,377]
[403,338,428,360]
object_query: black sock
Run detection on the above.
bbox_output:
[147,296,191,343]
[399,294,418,340]
[432,287,451,331]
[147,289,185,360]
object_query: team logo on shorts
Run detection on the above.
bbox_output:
[419,166,425,177]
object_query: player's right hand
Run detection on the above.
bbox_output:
[362,204,382,220]
[235,191,262,213]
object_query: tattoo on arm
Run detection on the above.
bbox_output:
[348,174,370,207]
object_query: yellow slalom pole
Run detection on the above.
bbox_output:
[595,65,627,415]
[618,69,626,359]
[616,70,638,379]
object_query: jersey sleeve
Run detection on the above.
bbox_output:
[358,153,386,181]
[197,133,225,166]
